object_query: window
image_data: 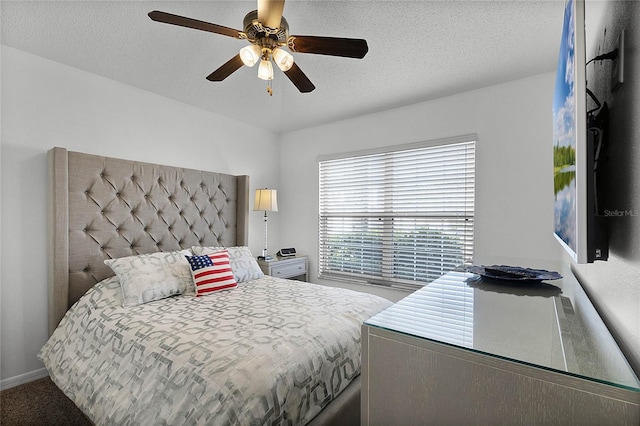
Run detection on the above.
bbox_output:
[318,136,475,290]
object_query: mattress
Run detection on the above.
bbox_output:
[39,275,392,425]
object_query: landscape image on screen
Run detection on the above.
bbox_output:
[553,0,577,253]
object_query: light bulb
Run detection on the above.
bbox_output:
[258,59,274,80]
[272,47,294,71]
[239,45,261,67]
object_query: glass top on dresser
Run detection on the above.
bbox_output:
[365,265,640,391]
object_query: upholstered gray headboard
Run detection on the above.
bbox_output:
[48,147,249,334]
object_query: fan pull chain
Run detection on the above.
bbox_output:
[266,80,273,96]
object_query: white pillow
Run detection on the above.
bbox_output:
[104,249,193,307]
[191,246,264,283]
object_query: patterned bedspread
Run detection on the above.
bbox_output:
[39,276,392,425]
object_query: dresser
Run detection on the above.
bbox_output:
[362,261,640,425]
[258,256,308,281]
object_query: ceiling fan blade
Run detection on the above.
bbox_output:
[283,63,315,93]
[206,55,244,81]
[148,11,243,39]
[288,35,368,59]
[258,0,285,30]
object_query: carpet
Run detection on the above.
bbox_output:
[0,377,91,426]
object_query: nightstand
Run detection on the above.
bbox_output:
[258,256,308,281]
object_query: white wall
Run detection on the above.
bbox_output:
[278,72,563,302]
[0,47,281,384]
[279,46,640,378]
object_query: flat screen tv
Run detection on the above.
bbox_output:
[552,0,606,263]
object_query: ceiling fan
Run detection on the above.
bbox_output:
[148,0,368,95]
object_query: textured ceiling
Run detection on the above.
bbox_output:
[1,0,566,134]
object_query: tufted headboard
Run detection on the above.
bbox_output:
[48,147,250,334]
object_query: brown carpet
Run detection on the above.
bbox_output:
[0,377,92,426]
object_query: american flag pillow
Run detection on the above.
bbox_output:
[185,251,237,296]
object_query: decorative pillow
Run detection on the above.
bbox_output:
[191,246,264,283]
[104,249,193,307]
[185,251,237,296]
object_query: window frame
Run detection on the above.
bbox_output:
[317,134,476,290]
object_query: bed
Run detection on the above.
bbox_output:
[39,147,392,425]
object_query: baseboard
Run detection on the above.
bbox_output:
[1,368,49,391]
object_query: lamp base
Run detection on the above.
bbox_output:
[258,254,274,261]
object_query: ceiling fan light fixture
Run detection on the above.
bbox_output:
[149,0,367,94]
[272,47,294,71]
[258,59,274,80]
[239,44,262,67]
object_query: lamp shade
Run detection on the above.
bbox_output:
[272,47,294,72]
[257,59,274,81]
[239,45,261,67]
[254,189,278,212]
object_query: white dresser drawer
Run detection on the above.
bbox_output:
[259,256,308,281]
[271,262,306,279]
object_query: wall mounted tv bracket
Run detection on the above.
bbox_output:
[586,34,624,93]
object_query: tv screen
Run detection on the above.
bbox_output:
[552,0,590,263]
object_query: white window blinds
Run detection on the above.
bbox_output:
[318,137,475,289]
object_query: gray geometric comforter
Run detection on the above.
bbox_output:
[39,276,392,425]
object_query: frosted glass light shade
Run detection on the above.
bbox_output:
[257,59,274,80]
[239,45,261,67]
[272,47,294,71]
